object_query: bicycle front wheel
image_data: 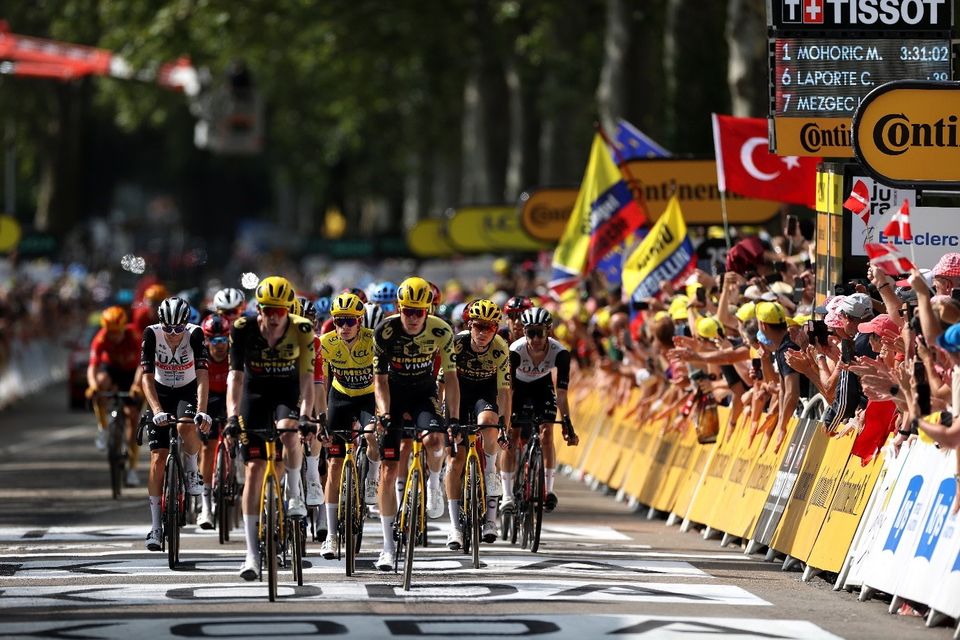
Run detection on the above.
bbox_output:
[343,461,356,576]
[467,458,481,569]
[108,415,125,499]
[402,470,420,591]
[264,479,278,602]
[530,447,544,553]
[164,461,180,570]
[215,445,230,544]
[291,516,304,586]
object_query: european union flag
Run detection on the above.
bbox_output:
[613,118,670,161]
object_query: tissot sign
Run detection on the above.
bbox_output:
[853,80,960,187]
[770,0,952,31]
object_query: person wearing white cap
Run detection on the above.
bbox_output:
[822,291,877,434]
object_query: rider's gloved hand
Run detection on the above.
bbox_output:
[298,414,317,436]
[377,414,391,433]
[194,412,212,432]
[224,415,244,444]
[152,412,172,426]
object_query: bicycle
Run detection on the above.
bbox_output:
[246,421,305,602]
[136,407,199,570]
[211,419,238,544]
[392,418,450,591]
[509,407,572,554]
[452,417,508,569]
[96,391,133,500]
[312,416,374,576]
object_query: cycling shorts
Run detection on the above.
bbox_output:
[146,382,198,451]
[511,378,557,441]
[239,384,299,462]
[326,389,375,459]
[382,386,442,462]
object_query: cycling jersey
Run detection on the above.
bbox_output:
[89,325,141,372]
[373,315,456,391]
[509,336,570,390]
[313,335,325,385]
[207,356,229,395]
[140,324,208,388]
[229,314,315,383]
[454,331,510,389]
[131,304,157,333]
[320,328,375,397]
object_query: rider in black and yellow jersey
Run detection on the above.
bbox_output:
[225,276,315,581]
[372,276,459,571]
[444,299,511,549]
[317,292,380,560]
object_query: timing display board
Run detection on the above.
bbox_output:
[773,38,950,118]
[768,0,952,32]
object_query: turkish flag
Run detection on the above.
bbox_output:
[711,114,819,208]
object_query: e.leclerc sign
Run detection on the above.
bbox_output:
[853,80,960,188]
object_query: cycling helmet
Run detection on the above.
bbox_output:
[314,296,332,318]
[158,297,191,326]
[255,276,296,308]
[428,281,442,307]
[143,284,169,302]
[343,287,368,304]
[201,314,231,337]
[331,292,365,317]
[213,287,245,312]
[504,295,533,317]
[468,299,503,324]
[461,300,474,325]
[289,296,304,317]
[520,307,552,327]
[371,281,397,305]
[100,306,128,331]
[362,302,385,330]
[188,306,203,325]
[397,276,433,309]
[298,297,317,319]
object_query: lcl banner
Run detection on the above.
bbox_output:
[853,80,960,188]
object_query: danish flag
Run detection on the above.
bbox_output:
[843,179,870,225]
[865,243,915,277]
[882,200,912,241]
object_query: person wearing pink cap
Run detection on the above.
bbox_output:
[931,252,960,296]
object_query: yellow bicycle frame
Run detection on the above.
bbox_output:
[257,438,285,544]
[337,431,362,525]
[397,435,427,541]
[461,430,486,505]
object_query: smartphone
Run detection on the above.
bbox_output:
[696,287,707,305]
[915,360,931,415]
[840,338,854,363]
[786,215,799,237]
[952,288,960,303]
[751,357,763,380]
[834,284,847,296]
[793,277,804,305]
[807,319,829,346]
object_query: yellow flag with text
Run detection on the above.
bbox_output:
[622,196,696,302]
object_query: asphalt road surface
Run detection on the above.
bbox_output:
[0,383,955,639]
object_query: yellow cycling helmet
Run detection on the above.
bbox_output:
[397,276,433,309]
[331,292,365,317]
[468,299,503,324]
[288,296,303,317]
[100,306,128,331]
[255,276,296,308]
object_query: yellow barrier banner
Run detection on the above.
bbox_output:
[610,410,645,491]
[651,424,701,514]
[685,407,746,526]
[805,449,886,573]
[671,438,715,521]
[621,416,668,499]
[638,426,682,509]
[582,390,639,485]
[771,428,855,560]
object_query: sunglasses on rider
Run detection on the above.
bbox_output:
[333,317,359,328]
[524,326,545,338]
[208,336,229,346]
[162,324,187,334]
[471,321,497,333]
[259,305,288,318]
[401,308,427,318]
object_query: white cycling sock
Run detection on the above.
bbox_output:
[500,471,515,495]
[325,503,338,539]
[286,467,301,498]
[305,455,321,484]
[184,452,198,473]
[367,459,380,484]
[381,515,396,555]
[448,500,460,529]
[486,497,498,523]
[429,470,441,490]
[545,467,557,493]
[149,496,161,530]
[243,514,259,558]
[202,487,212,512]
[484,452,497,473]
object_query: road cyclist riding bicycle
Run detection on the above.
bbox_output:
[139,296,212,552]
[503,306,578,515]
[444,298,512,550]
[372,276,460,571]
[197,313,232,530]
[316,292,381,561]
[225,276,316,581]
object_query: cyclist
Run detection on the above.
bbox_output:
[225,276,315,580]
[132,284,169,333]
[300,296,328,511]
[503,307,577,514]
[363,302,386,332]
[445,299,511,549]
[370,281,397,314]
[140,297,212,551]
[213,287,247,322]
[197,314,231,530]
[317,292,380,559]
[372,276,459,571]
[503,296,532,343]
[86,306,143,485]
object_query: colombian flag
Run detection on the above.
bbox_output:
[549,134,647,294]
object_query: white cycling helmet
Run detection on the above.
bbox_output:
[213,287,245,311]
[158,297,191,326]
[520,307,552,327]
[362,303,385,330]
